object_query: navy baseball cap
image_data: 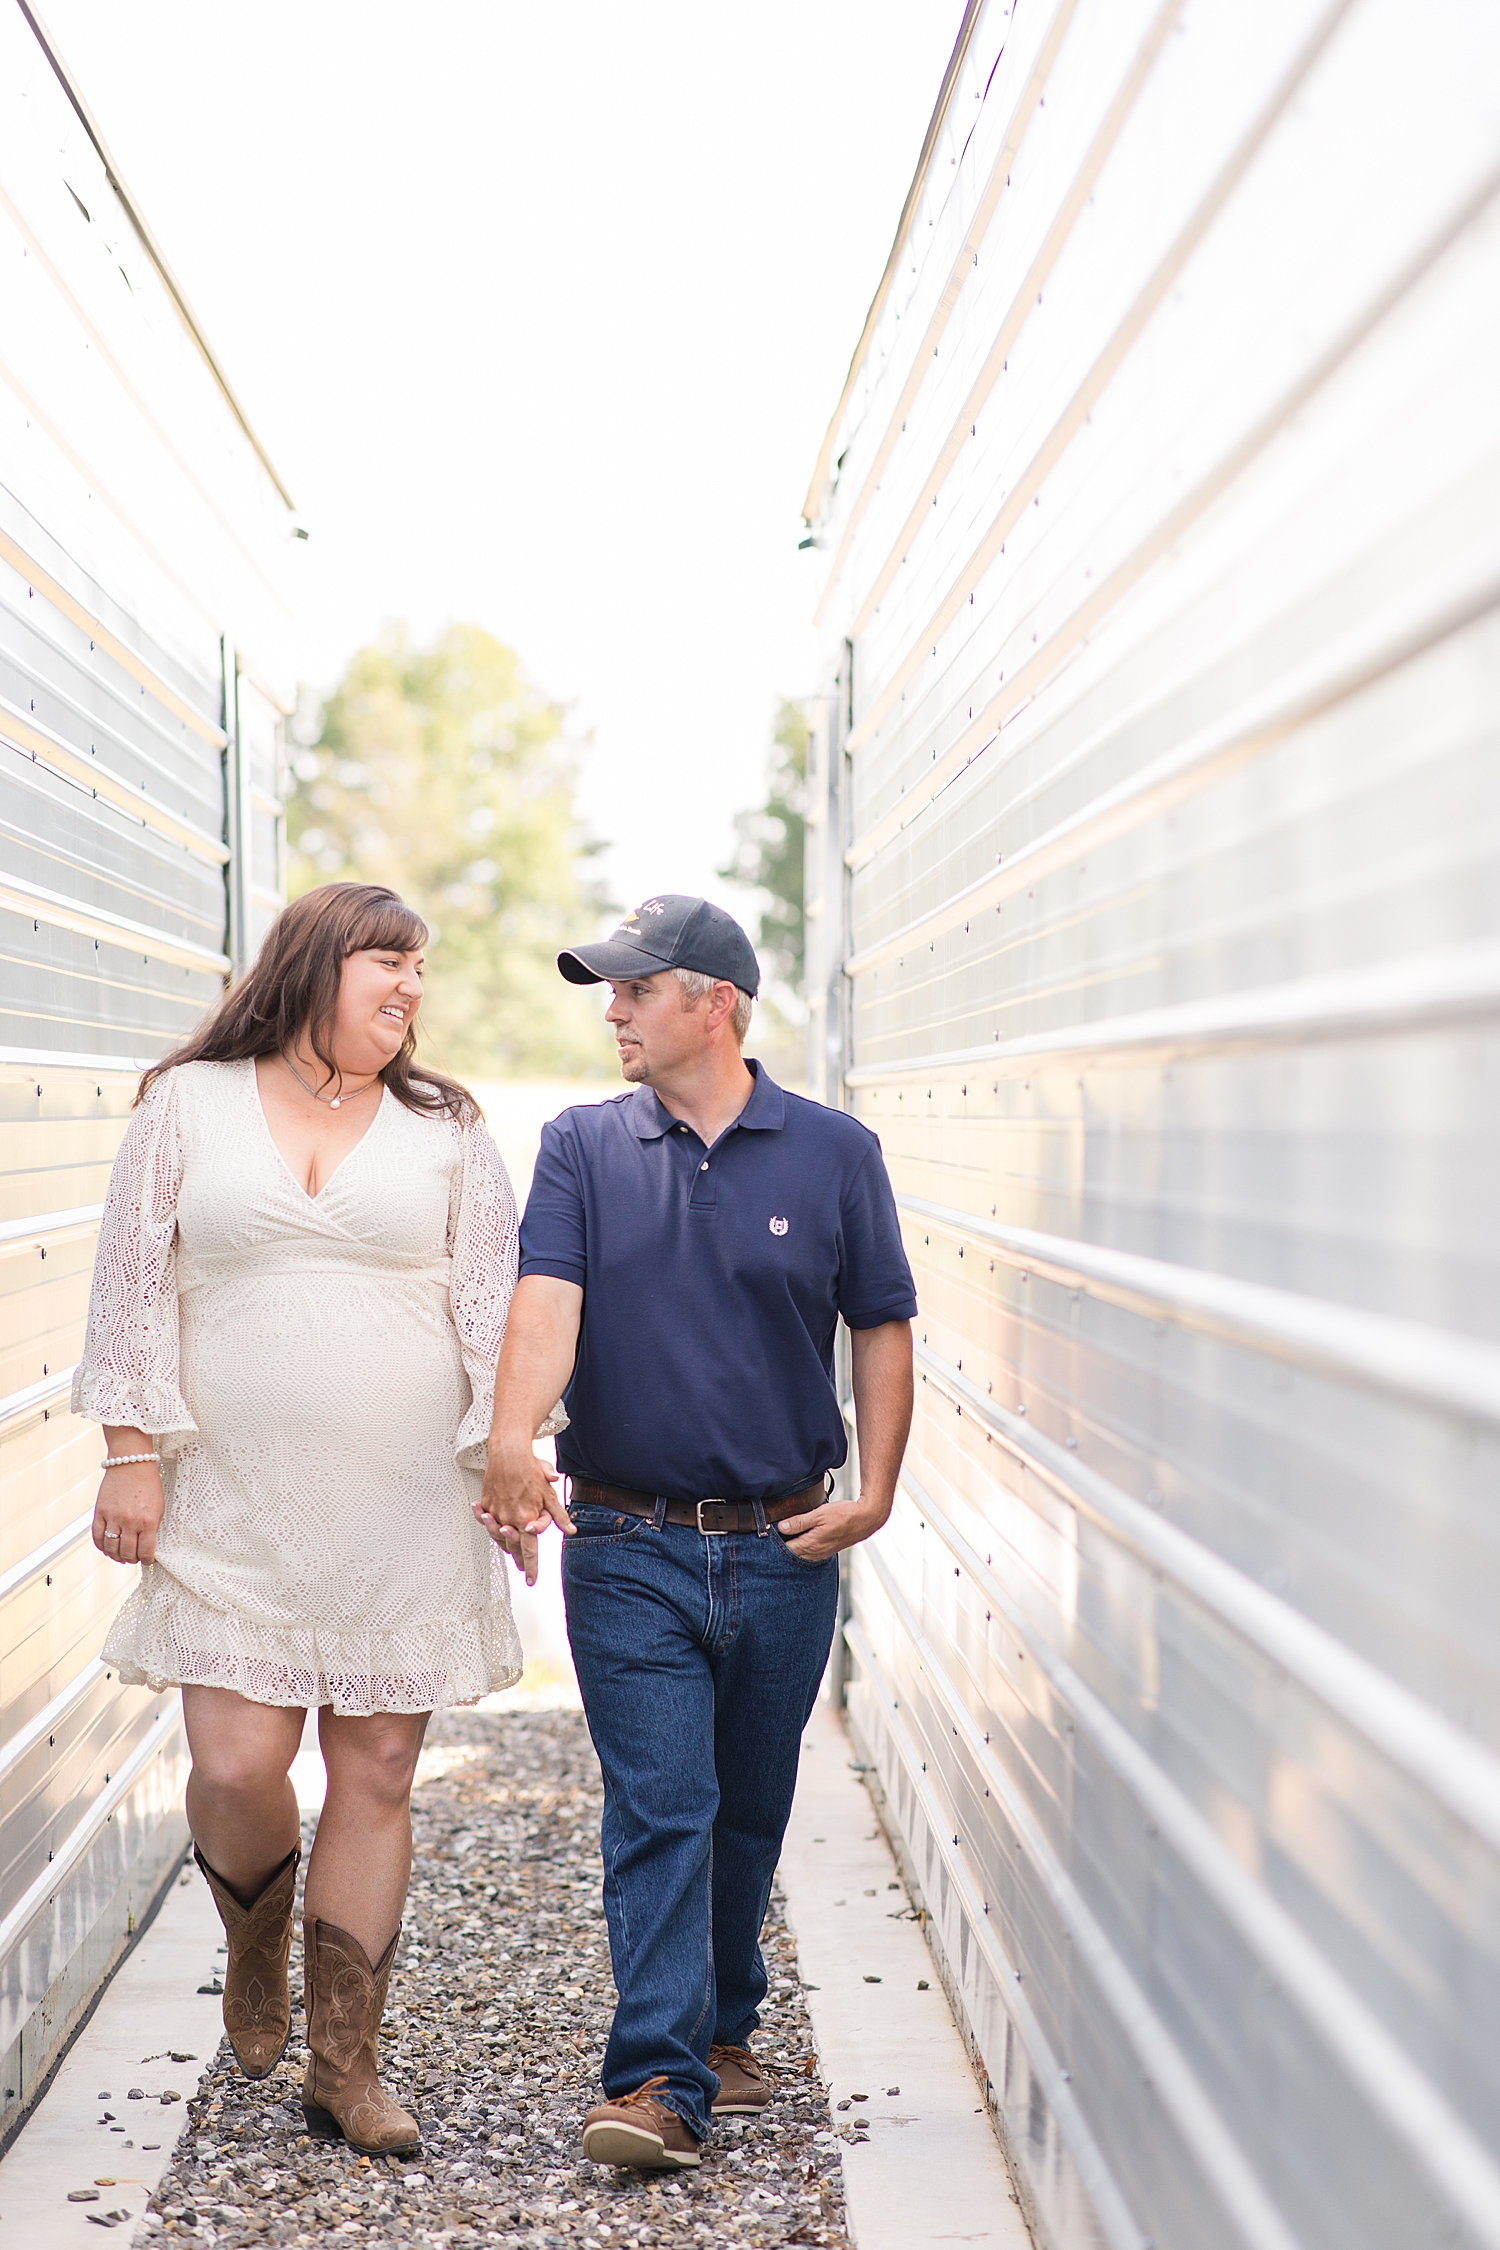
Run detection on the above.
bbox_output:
[558,895,760,996]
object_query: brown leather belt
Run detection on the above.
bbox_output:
[568,1475,828,1535]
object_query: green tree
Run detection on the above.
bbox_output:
[718,698,808,993]
[286,623,610,1079]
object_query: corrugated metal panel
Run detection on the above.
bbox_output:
[805,4,1500,2247]
[0,5,294,2138]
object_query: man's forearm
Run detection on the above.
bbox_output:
[849,1320,915,1520]
[477,1275,583,1581]
[491,1274,584,1453]
[777,1319,913,1561]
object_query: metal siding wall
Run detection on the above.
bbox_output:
[805,4,1500,2247]
[0,7,293,2137]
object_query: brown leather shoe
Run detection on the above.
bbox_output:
[194,1845,299,2080]
[581,2078,702,2170]
[301,1916,421,2155]
[709,2042,769,2114]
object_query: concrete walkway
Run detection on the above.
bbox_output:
[780,1699,1029,2250]
[0,1859,226,2244]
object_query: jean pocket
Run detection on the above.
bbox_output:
[566,1504,647,1544]
[772,1524,834,1568]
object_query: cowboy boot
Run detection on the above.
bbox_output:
[194,1844,299,2080]
[301,1915,421,2154]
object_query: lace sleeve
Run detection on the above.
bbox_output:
[71,1072,198,1451]
[448,1114,569,1468]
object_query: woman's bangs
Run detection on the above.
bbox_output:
[346,901,428,956]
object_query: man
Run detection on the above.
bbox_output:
[477,894,915,2170]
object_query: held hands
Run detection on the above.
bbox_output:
[474,1440,574,1587]
[94,1461,165,1566]
[776,1490,892,1564]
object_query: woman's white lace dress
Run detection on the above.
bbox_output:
[72,1058,526,1714]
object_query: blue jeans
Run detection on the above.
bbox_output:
[562,1503,839,2141]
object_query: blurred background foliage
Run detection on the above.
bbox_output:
[285,623,613,1080]
[719,697,807,994]
[719,697,808,1085]
[287,628,810,1087]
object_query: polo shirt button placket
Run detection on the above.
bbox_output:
[688,1145,716,1213]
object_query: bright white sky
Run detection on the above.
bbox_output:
[44,1,960,914]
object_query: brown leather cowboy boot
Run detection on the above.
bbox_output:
[301,1915,421,2154]
[194,1844,299,2080]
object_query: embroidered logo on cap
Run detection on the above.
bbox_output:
[769,1216,789,1236]
[640,899,666,915]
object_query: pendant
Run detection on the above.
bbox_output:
[329,1096,341,1109]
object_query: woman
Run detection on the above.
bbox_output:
[74,881,550,2155]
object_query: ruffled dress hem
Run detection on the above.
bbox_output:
[102,1572,523,1716]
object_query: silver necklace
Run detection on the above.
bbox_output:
[279,1054,381,1111]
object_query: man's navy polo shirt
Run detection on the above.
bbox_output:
[517,1062,918,1502]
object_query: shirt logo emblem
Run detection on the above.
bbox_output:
[769,1216,789,1236]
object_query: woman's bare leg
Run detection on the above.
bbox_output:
[182,1686,305,1901]
[304,1709,431,1959]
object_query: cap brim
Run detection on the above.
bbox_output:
[557,940,674,986]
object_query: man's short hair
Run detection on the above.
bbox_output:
[674,967,753,1043]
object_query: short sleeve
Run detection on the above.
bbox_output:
[518,1119,588,1287]
[837,1141,919,1330]
[71,1072,198,1449]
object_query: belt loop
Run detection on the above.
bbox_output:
[751,1496,768,1537]
[824,1470,836,1499]
[652,1493,667,1531]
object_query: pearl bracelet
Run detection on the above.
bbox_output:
[102,1453,157,1467]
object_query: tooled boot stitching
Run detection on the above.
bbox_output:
[303,1917,419,2152]
[323,1953,378,2073]
[307,1922,392,2083]
[194,1844,299,2079]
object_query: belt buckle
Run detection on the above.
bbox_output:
[696,1498,728,1534]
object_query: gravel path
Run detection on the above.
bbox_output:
[140,1710,851,2248]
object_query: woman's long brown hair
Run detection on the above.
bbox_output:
[136,883,476,1120]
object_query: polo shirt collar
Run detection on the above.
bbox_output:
[627,1059,787,1141]
[737,1060,787,1130]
